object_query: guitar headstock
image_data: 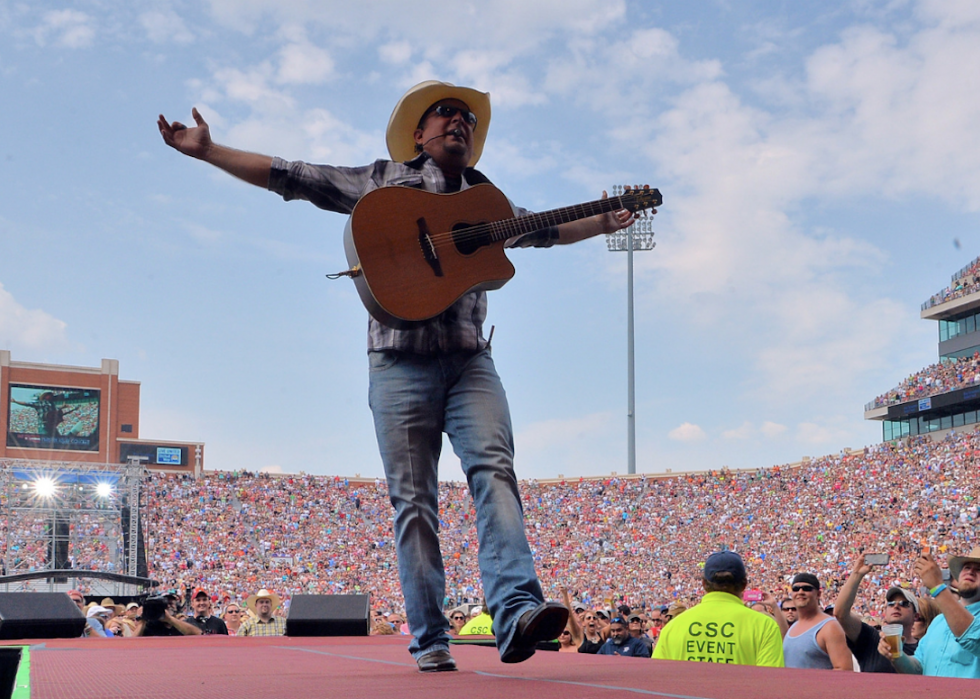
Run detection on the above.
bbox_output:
[618,184,662,215]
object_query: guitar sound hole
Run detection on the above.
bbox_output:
[451,222,490,256]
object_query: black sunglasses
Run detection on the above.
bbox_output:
[781,606,797,612]
[791,585,816,592]
[887,600,912,608]
[426,105,478,126]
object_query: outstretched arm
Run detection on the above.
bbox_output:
[561,588,584,646]
[157,108,273,189]
[555,191,644,244]
[834,554,872,642]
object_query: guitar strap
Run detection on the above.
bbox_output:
[463,167,494,187]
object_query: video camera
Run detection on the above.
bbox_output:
[140,595,170,622]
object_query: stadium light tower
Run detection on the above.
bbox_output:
[606,185,656,475]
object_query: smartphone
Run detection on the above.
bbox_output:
[865,553,889,566]
[743,589,763,602]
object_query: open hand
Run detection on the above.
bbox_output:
[157,107,212,160]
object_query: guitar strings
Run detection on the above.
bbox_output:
[423,193,654,248]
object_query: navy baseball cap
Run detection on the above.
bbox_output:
[703,551,747,584]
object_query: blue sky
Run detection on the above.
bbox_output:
[2,0,979,479]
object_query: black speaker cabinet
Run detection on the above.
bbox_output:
[1,647,23,699]
[0,593,86,640]
[285,594,370,637]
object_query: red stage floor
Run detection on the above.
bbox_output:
[4,635,976,699]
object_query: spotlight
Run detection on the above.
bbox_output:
[34,477,57,498]
[95,482,114,498]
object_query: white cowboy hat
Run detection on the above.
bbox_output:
[245,589,282,613]
[949,545,980,581]
[385,80,491,167]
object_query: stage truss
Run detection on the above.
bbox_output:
[0,458,144,586]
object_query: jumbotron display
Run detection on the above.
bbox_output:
[6,384,101,451]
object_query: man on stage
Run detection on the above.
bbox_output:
[159,80,640,671]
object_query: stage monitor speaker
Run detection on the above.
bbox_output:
[1,647,22,699]
[285,594,369,637]
[0,593,86,640]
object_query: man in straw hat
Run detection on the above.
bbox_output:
[879,547,980,678]
[159,80,641,671]
[238,589,286,637]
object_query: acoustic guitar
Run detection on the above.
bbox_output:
[342,183,661,328]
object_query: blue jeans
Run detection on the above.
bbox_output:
[368,348,545,660]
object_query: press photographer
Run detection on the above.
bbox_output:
[135,593,202,637]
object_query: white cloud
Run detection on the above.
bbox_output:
[33,9,94,48]
[211,65,293,110]
[277,41,334,85]
[721,420,788,441]
[205,0,627,47]
[801,20,980,209]
[796,421,837,444]
[259,464,284,474]
[668,422,707,442]
[0,282,70,353]
[182,221,225,245]
[517,412,612,451]
[140,9,194,44]
[722,421,754,440]
[378,41,412,65]
[760,421,787,438]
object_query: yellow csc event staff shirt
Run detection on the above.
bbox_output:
[459,612,493,636]
[653,592,784,667]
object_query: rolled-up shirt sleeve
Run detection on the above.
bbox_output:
[955,615,980,658]
[268,157,380,215]
[505,203,560,249]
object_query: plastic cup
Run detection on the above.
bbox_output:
[881,623,903,659]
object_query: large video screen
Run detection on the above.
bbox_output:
[6,384,101,451]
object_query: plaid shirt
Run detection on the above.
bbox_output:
[236,615,286,637]
[268,153,558,354]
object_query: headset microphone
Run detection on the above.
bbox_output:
[420,129,464,148]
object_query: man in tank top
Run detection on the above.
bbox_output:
[783,573,853,670]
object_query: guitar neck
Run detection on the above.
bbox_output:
[488,193,644,242]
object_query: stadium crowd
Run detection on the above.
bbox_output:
[2,428,979,675]
[868,352,980,409]
[123,430,977,619]
[922,255,980,310]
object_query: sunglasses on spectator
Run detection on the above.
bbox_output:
[451,615,465,620]
[886,600,912,608]
[559,630,571,636]
[791,585,816,592]
[226,609,241,614]
[424,105,478,126]
[781,606,797,612]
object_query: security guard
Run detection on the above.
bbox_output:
[653,551,784,667]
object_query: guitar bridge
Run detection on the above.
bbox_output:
[417,217,444,277]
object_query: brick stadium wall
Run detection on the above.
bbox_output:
[0,351,198,472]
